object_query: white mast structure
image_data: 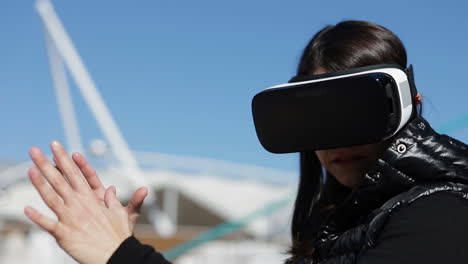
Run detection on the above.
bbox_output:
[35,0,175,236]
[44,32,84,155]
[36,0,146,187]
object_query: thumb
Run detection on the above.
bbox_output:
[127,187,148,215]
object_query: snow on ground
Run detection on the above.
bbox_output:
[176,240,289,264]
[0,230,75,264]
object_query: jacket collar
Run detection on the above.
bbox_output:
[317,115,468,243]
[365,115,468,189]
[313,116,468,260]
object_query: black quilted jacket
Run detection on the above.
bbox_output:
[303,115,468,264]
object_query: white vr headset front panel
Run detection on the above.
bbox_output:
[264,68,414,137]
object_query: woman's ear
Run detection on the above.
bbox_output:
[414,93,422,105]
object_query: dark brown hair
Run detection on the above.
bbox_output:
[287,20,408,263]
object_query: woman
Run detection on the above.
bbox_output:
[286,21,468,264]
[25,20,468,264]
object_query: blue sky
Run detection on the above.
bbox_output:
[1,0,468,174]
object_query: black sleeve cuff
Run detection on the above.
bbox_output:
[107,236,171,264]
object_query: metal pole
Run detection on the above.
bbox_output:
[44,31,84,155]
[35,0,147,188]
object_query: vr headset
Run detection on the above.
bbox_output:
[252,64,418,154]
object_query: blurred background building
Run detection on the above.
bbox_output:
[0,156,296,263]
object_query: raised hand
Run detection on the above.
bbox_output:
[25,141,133,264]
[56,152,148,231]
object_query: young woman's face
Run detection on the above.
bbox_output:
[311,67,388,188]
[315,143,388,188]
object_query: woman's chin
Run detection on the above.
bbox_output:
[332,171,364,188]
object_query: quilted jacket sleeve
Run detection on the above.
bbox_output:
[107,236,171,264]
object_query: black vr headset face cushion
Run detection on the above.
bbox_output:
[252,65,410,154]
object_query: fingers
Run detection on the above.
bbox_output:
[53,156,61,172]
[72,152,105,194]
[126,187,148,215]
[28,166,66,216]
[24,206,58,234]
[50,141,89,191]
[104,186,123,209]
[52,155,70,185]
[29,148,74,204]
